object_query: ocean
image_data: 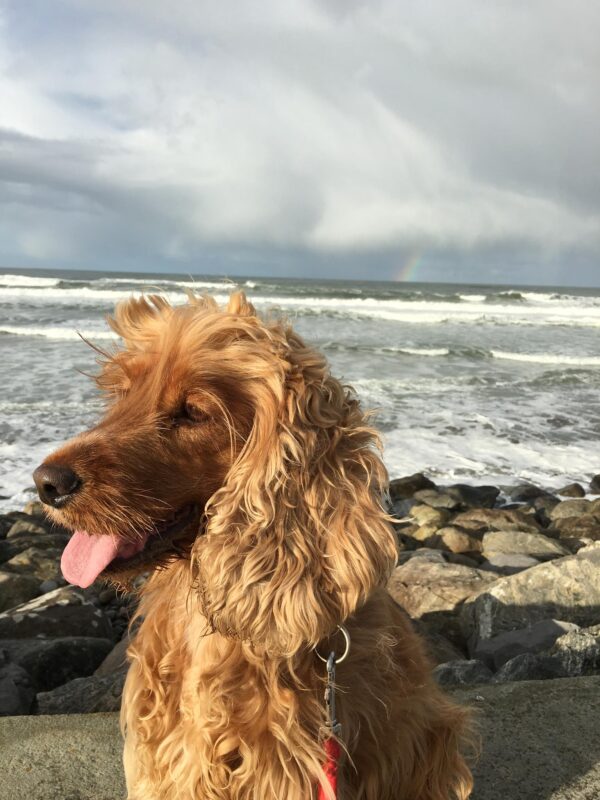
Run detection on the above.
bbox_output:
[1,268,600,511]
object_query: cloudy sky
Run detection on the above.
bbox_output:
[1,0,599,285]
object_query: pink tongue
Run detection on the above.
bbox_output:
[61,529,148,588]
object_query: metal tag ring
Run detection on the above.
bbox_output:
[314,624,351,665]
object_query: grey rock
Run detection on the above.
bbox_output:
[410,504,451,528]
[0,586,114,640]
[507,483,550,502]
[589,474,600,493]
[0,533,70,565]
[39,579,59,593]
[550,499,591,520]
[0,571,40,613]
[397,547,447,565]
[6,519,49,539]
[2,546,63,582]
[94,636,130,677]
[0,652,35,716]
[461,543,600,646]
[433,658,493,687]
[36,671,126,715]
[1,637,114,692]
[389,473,436,501]
[390,497,417,518]
[557,483,586,498]
[452,507,541,535]
[554,514,600,539]
[446,484,500,509]
[482,530,569,561]
[473,619,580,668]
[412,488,462,510]
[546,624,600,677]
[492,652,565,683]
[479,553,540,575]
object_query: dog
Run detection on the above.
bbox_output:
[33,291,473,800]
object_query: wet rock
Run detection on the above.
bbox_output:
[0,533,70,565]
[38,579,59,594]
[0,512,33,539]
[0,586,114,640]
[0,637,114,692]
[557,483,586,498]
[389,473,436,501]
[479,553,540,576]
[461,544,600,647]
[473,619,580,668]
[390,498,417,518]
[446,484,500,509]
[6,520,50,539]
[0,572,40,613]
[2,547,63,582]
[22,500,45,516]
[94,637,130,677]
[507,483,550,502]
[550,499,591,520]
[433,659,493,687]
[0,651,35,715]
[452,508,541,535]
[413,488,462,510]
[553,514,600,539]
[482,530,569,561]
[410,505,451,528]
[426,526,483,555]
[531,495,560,527]
[491,653,565,683]
[589,474,600,493]
[36,671,126,715]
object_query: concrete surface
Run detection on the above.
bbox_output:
[0,677,599,799]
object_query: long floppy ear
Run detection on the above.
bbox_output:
[191,318,398,656]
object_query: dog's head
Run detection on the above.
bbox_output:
[34,291,397,654]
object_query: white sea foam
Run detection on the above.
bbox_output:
[399,347,450,357]
[0,274,59,287]
[0,326,118,341]
[492,350,600,366]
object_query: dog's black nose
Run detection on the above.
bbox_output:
[33,464,81,507]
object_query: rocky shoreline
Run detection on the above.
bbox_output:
[1,473,600,715]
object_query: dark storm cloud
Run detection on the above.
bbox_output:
[0,0,598,283]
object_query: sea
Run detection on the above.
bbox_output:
[1,268,600,511]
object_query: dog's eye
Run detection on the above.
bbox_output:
[173,401,210,426]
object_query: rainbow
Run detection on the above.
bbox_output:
[394,250,423,282]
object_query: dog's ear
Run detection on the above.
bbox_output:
[192,325,398,657]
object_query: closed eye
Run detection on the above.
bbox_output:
[172,401,211,427]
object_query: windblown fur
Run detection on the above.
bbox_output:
[42,292,473,799]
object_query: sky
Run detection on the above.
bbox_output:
[0,0,599,285]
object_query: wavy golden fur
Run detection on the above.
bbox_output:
[39,292,473,799]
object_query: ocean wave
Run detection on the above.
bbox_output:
[0,325,117,341]
[0,274,59,288]
[491,350,600,366]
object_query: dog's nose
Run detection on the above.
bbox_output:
[33,464,81,507]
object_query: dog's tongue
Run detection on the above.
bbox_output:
[61,530,147,588]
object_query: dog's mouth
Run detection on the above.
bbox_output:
[60,504,200,589]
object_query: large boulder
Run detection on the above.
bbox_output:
[2,547,63,582]
[0,650,35,716]
[452,508,541,535]
[557,483,585,498]
[0,572,40,613]
[432,659,493,687]
[426,526,483,555]
[481,530,569,561]
[461,544,600,649]
[1,637,114,692]
[6,520,50,539]
[550,499,591,520]
[0,533,69,565]
[553,514,600,539]
[473,619,580,668]
[36,671,126,715]
[94,637,130,677]
[389,473,436,501]
[0,587,114,640]
[479,553,540,576]
[445,484,500,509]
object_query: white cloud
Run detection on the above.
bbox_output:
[0,0,598,279]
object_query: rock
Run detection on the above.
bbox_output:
[390,498,417,518]
[446,484,500,509]
[479,553,540,575]
[0,586,114,640]
[410,522,443,542]
[0,652,35,716]
[2,547,63,581]
[38,579,59,593]
[553,514,600,539]
[531,494,561,527]
[36,671,126,714]
[0,572,41,613]
[98,588,117,605]
[6,520,49,538]
[432,659,493,687]
[550,499,591,520]
[482,530,569,561]
[444,553,481,568]
[0,532,70,565]
[397,548,447,565]
[389,473,436,501]
[589,474,600,493]
[452,508,541,535]
[426,526,483,555]
[0,637,114,692]
[546,624,600,677]
[410,505,451,528]
[557,483,586,498]
[491,652,565,683]
[22,500,45,516]
[473,619,580,668]
[94,636,130,677]
[412,488,462,510]
[461,544,600,647]
[388,559,497,645]
[507,483,550,502]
